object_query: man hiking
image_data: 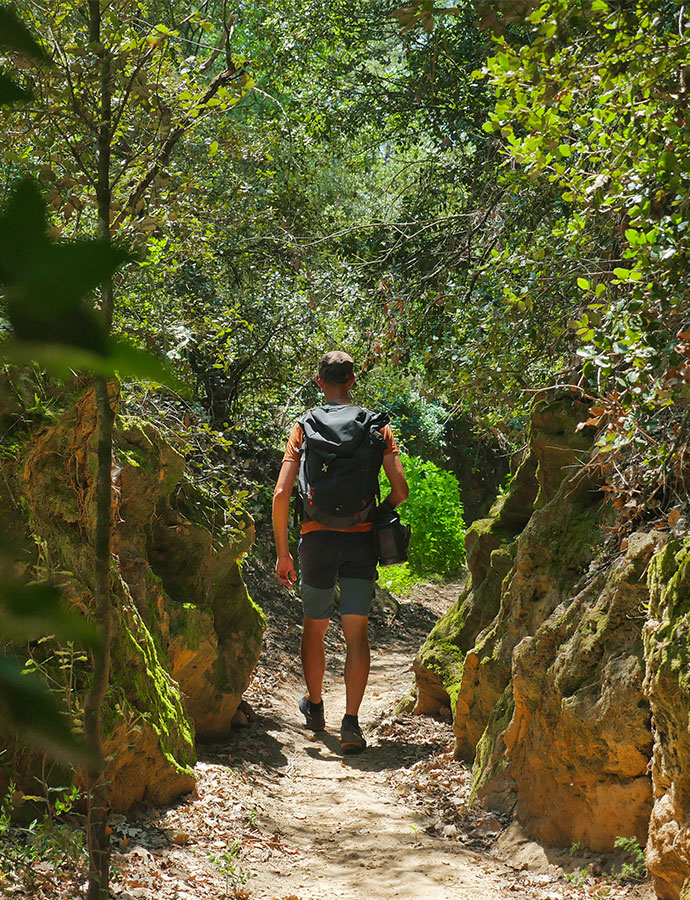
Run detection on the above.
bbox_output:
[272,351,409,753]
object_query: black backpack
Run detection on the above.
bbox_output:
[297,404,390,529]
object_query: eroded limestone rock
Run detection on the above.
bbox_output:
[644,539,690,900]
[411,395,593,730]
[497,533,658,851]
[1,386,264,811]
[411,450,535,717]
[115,418,263,738]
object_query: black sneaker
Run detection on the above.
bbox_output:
[340,715,366,753]
[299,694,325,731]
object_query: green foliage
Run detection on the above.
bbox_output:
[0,179,179,385]
[209,841,254,897]
[0,5,48,103]
[361,365,449,459]
[0,2,187,770]
[0,11,106,766]
[380,453,465,577]
[563,867,590,888]
[0,580,98,761]
[0,781,86,896]
[475,0,690,517]
[377,561,422,595]
[0,581,99,647]
[614,836,647,882]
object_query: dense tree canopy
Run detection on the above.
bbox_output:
[2,0,687,516]
[3,2,690,896]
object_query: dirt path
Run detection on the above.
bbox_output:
[111,575,652,900]
[231,642,509,900]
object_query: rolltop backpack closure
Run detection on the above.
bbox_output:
[297,405,389,529]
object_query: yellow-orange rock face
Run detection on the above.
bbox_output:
[644,539,690,900]
[502,533,661,851]
[2,385,264,812]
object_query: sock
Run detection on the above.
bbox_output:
[342,713,359,725]
[308,698,323,712]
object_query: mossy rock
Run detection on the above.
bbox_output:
[469,686,515,810]
[453,468,603,761]
[503,540,654,852]
[644,538,690,899]
[411,443,538,718]
[530,395,594,509]
[465,450,538,585]
[414,540,517,717]
[102,582,196,812]
[0,385,264,810]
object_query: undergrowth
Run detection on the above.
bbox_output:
[0,780,86,898]
[380,453,465,579]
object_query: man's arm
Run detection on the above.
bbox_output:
[272,459,299,586]
[381,453,409,509]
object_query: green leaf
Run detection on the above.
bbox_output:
[0,654,94,765]
[577,277,591,291]
[1,338,183,390]
[661,151,677,171]
[0,7,48,59]
[0,340,111,375]
[558,144,572,157]
[0,179,128,353]
[0,581,100,646]
[613,267,630,280]
[209,140,219,157]
[107,338,185,389]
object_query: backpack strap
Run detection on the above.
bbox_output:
[292,421,305,529]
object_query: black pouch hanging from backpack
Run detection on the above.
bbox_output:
[373,504,411,567]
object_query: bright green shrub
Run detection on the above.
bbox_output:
[379,453,465,578]
[377,561,421,595]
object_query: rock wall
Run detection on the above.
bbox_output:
[644,539,690,900]
[1,382,265,812]
[410,392,690,884]
[502,531,656,851]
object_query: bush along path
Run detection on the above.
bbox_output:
[105,572,652,900]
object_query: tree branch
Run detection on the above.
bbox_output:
[112,62,245,231]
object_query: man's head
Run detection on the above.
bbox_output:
[317,350,355,387]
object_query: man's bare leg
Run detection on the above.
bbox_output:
[301,616,329,704]
[341,614,370,716]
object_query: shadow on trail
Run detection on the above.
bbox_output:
[303,729,445,772]
[369,603,442,653]
[202,716,290,771]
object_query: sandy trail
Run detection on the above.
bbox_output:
[238,640,510,900]
[111,578,650,900]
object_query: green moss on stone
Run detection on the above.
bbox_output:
[416,587,470,709]
[118,446,147,470]
[170,602,206,652]
[469,686,515,806]
[108,589,196,776]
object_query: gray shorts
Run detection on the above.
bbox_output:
[298,530,377,619]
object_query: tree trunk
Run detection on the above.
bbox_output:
[84,372,115,900]
[84,2,114,897]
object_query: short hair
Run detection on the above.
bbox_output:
[318,350,355,385]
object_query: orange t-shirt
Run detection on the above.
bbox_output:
[282,413,399,534]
